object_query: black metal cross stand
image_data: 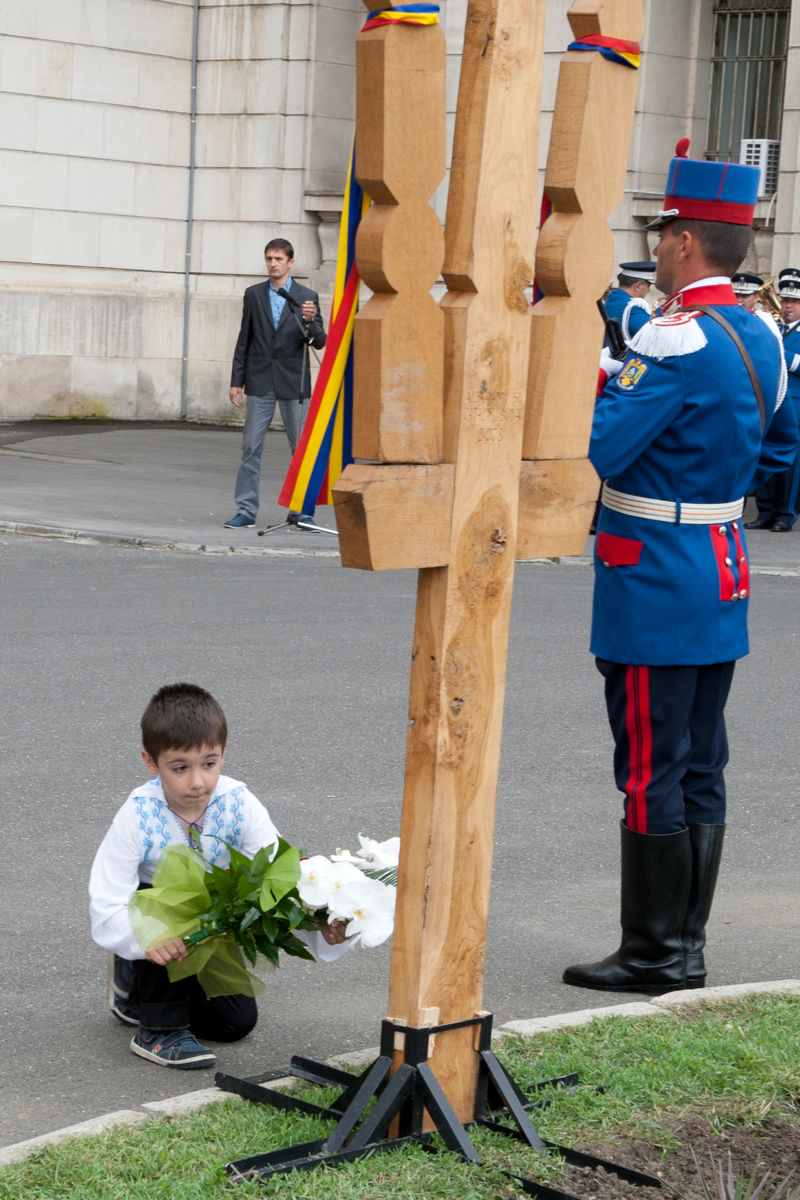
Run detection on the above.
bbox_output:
[215,1013,662,1198]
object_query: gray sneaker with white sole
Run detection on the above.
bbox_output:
[130,1028,216,1069]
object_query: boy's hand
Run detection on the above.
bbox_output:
[146,938,188,966]
[321,919,349,946]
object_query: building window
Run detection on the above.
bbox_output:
[707,0,790,163]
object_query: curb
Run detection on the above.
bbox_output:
[0,521,340,559]
[2,978,798,1167]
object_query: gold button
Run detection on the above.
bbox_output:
[740,588,748,598]
[731,591,739,600]
[725,557,732,566]
[718,525,727,535]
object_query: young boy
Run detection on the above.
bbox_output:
[89,683,347,1070]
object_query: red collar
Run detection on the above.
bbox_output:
[664,283,738,311]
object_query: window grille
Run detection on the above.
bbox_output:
[706,0,790,163]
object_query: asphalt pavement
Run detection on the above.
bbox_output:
[1,421,799,1147]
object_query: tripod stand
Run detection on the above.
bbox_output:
[257,509,338,537]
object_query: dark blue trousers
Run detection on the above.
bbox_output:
[596,659,735,835]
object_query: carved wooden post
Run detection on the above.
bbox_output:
[519,0,645,557]
[333,0,643,1125]
[353,1,446,464]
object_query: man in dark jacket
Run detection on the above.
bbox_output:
[224,239,327,528]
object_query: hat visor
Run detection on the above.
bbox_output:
[646,208,680,231]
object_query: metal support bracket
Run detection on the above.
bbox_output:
[217,1013,663,1196]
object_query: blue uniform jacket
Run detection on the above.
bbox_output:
[782,320,800,410]
[603,287,651,345]
[590,280,797,666]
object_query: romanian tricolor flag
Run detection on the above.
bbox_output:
[278,148,368,516]
[566,33,641,70]
[278,3,440,517]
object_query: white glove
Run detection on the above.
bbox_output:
[599,346,624,378]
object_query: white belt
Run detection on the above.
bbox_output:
[601,484,745,526]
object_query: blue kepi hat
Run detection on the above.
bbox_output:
[648,139,760,230]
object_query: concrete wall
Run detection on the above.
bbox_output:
[0,0,361,423]
[773,0,800,272]
[0,0,795,422]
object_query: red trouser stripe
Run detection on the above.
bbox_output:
[624,665,652,833]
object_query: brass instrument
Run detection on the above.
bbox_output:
[754,277,782,319]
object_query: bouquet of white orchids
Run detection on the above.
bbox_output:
[299,835,400,948]
[129,833,399,998]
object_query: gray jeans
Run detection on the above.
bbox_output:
[233,392,306,517]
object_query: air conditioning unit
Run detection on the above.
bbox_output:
[740,139,781,197]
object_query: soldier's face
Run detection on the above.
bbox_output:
[782,299,800,323]
[654,227,680,296]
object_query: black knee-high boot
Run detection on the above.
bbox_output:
[684,823,725,989]
[562,822,691,995]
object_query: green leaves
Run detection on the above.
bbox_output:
[129,835,316,998]
[259,839,301,911]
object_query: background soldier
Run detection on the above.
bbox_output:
[731,272,763,313]
[602,260,656,347]
[564,142,798,996]
[745,267,800,532]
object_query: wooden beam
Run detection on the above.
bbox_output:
[352,4,446,464]
[333,459,599,568]
[523,0,644,464]
[387,0,544,1124]
[334,464,454,571]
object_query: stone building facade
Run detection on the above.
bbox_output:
[0,0,798,422]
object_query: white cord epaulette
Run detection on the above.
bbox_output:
[753,308,787,412]
[621,297,651,344]
[628,312,708,360]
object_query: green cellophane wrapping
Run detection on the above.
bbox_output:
[129,844,263,998]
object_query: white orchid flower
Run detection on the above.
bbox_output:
[326,860,365,897]
[327,876,396,948]
[331,835,400,871]
[298,856,337,910]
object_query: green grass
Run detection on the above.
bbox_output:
[2,995,798,1200]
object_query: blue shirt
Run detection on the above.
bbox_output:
[268,275,293,326]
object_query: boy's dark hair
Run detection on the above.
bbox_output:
[141,683,227,760]
[264,237,295,260]
[669,219,753,277]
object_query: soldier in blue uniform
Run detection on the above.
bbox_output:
[563,141,798,996]
[746,268,800,531]
[602,261,655,347]
[731,272,763,312]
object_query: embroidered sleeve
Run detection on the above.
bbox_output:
[89,804,147,960]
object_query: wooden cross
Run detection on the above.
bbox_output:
[334,0,644,1124]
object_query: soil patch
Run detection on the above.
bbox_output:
[554,1114,799,1198]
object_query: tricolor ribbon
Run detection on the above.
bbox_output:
[278,147,367,516]
[532,32,641,304]
[278,4,439,517]
[566,33,641,70]
[363,3,440,32]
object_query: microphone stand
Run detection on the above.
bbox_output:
[258,288,338,539]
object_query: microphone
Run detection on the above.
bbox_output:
[277,287,302,310]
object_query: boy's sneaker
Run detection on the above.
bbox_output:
[130,1028,216,1070]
